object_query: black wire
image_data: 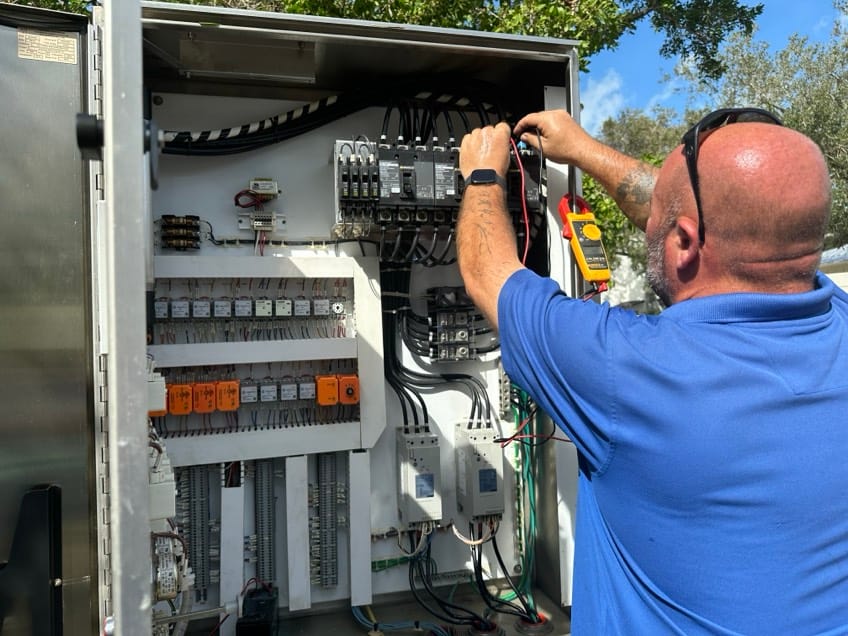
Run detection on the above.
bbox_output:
[420,538,492,626]
[394,313,494,426]
[201,219,224,245]
[381,101,395,140]
[442,109,456,142]
[413,228,441,265]
[492,531,537,620]
[431,230,454,266]
[382,264,495,428]
[389,228,406,262]
[163,80,519,156]
[474,99,488,127]
[403,228,421,262]
[476,341,501,354]
[382,266,429,430]
[471,523,530,620]
[378,226,388,260]
[407,533,486,627]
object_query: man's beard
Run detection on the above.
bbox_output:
[646,231,673,308]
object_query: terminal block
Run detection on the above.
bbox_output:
[427,286,478,362]
[237,210,283,233]
[455,426,504,518]
[396,430,443,526]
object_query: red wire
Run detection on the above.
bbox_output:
[509,137,531,264]
[208,614,229,635]
[509,433,573,444]
[499,412,535,448]
[240,576,273,595]
[234,189,264,209]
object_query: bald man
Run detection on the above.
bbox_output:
[456,109,848,634]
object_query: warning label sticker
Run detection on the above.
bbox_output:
[18,29,77,65]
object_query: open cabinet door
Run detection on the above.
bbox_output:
[0,3,95,635]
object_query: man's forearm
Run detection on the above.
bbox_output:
[456,184,522,328]
[578,142,658,232]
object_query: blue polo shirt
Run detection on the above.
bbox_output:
[498,269,848,635]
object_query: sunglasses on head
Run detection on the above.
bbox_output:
[680,107,783,245]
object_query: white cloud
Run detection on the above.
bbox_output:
[645,77,682,112]
[579,69,625,136]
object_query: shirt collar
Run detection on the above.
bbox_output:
[660,272,835,323]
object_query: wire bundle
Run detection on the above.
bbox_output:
[163,82,506,156]
[381,264,497,432]
[406,527,496,633]
[163,94,368,156]
[351,605,449,636]
[378,226,457,267]
[400,305,499,360]
[467,517,541,625]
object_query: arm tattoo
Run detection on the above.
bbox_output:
[616,163,656,206]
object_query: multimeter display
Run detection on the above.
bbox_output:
[564,213,611,283]
[570,219,609,269]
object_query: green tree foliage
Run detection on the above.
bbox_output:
[586,107,693,276]
[5,0,89,12]
[586,1,847,294]
[14,0,762,80]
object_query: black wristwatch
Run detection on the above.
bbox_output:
[466,168,507,189]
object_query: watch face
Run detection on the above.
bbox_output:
[469,169,497,184]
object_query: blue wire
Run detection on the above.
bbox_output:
[352,606,450,636]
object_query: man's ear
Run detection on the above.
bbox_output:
[673,216,701,271]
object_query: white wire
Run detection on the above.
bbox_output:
[451,517,493,546]
[395,521,434,557]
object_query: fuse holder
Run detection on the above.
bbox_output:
[193,382,217,414]
[316,374,339,406]
[337,374,360,405]
[168,383,193,416]
[216,380,241,412]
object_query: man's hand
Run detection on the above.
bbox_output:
[459,122,512,180]
[513,109,598,167]
[514,108,657,232]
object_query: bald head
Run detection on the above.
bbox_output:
[652,121,831,296]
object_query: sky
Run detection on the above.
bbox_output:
[578,0,846,135]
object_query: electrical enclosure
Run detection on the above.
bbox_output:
[0,1,583,634]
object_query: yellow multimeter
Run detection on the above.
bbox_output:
[558,194,611,284]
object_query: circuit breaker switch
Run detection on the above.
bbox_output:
[316,374,339,406]
[337,374,359,405]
